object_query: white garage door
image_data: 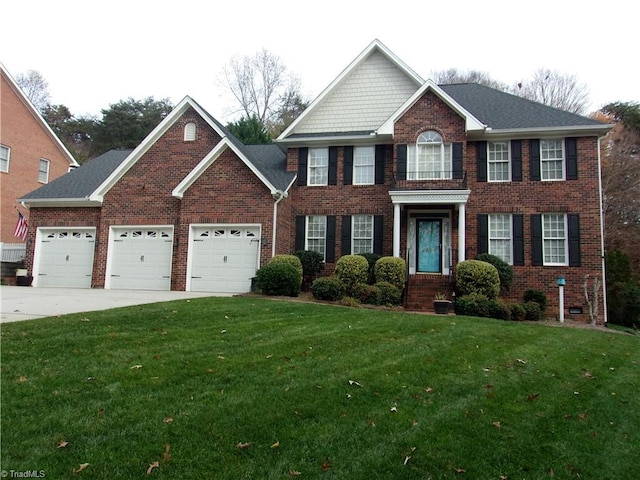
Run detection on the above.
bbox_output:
[189,225,260,293]
[35,228,96,288]
[108,227,173,291]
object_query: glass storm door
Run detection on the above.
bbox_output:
[417,219,442,273]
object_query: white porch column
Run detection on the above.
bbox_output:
[393,203,401,257]
[458,202,466,263]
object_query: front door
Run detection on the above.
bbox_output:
[417,219,442,273]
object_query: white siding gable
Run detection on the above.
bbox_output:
[293,50,419,135]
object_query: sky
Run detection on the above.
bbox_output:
[2,0,637,122]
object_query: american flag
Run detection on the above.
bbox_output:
[14,211,28,241]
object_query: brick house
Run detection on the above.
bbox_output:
[0,64,78,271]
[19,40,611,321]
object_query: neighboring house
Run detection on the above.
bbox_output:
[0,63,78,271]
[19,40,611,322]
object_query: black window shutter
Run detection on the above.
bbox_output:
[343,146,353,185]
[397,144,407,181]
[477,214,488,254]
[529,140,541,181]
[373,215,384,255]
[297,148,308,186]
[568,214,581,266]
[476,141,487,182]
[511,140,522,181]
[326,216,336,263]
[295,216,306,251]
[328,147,338,185]
[513,214,524,266]
[566,137,578,180]
[452,142,463,179]
[341,216,352,256]
[375,145,385,184]
[531,214,543,266]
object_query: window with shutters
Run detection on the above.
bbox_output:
[407,131,452,180]
[488,142,510,181]
[489,214,512,264]
[306,216,327,259]
[184,122,196,141]
[542,214,568,265]
[0,145,10,173]
[308,148,328,186]
[353,146,375,185]
[38,158,50,183]
[352,215,373,254]
[540,139,565,180]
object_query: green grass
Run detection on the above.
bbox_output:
[1,297,638,479]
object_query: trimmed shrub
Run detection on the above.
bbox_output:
[295,250,325,290]
[374,257,407,291]
[510,303,527,321]
[255,262,301,297]
[488,298,511,321]
[311,277,345,301]
[335,255,369,295]
[375,281,403,306]
[523,301,543,321]
[523,289,547,313]
[455,260,500,299]
[455,293,491,317]
[353,284,383,306]
[475,253,513,292]
[358,253,382,284]
[269,254,303,287]
[607,280,640,328]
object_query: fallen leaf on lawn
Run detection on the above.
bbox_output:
[549,467,555,476]
[130,364,142,369]
[484,384,494,389]
[57,440,69,448]
[590,431,598,437]
[390,406,397,413]
[73,463,89,473]
[493,421,501,428]
[18,376,27,382]
[218,355,225,360]
[404,455,411,465]
[163,444,171,462]
[271,441,280,448]
[163,417,173,423]
[80,318,90,322]
[578,413,587,420]
[455,467,466,473]
[220,330,227,334]
[289,471,301,477]
[517,358,527,364]
[321,459,331,471]
[424,387,434,393]
[98,408,106,415]
[528,393,540,401]
[146,461,159,475]
[483,368,490,372]
[348,380,362,387]
[500,476,509,480]
[236,442,251,449]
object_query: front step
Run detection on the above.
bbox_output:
[405,275,453,311]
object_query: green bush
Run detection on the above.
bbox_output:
[335,255,369,295]
[523,289,547,313]
[523,301,543,321]
[255,262,301,297]
[374,257,406,291]
[375,281,403,306]
[269,254,303,287]
[455,293,491,317]
[358,253,382,284]
[510,303,527,321]
[353,284,383,305]
[607,280,640,328]
[311,277,345,301]
[455,260,500,299]
[295,250,325,290]
[475,253,513,291]
[488,298,511,321]
[606,249,635,284]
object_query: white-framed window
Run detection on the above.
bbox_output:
[353,146,375,185]
[352,215,374,254]
[488,214,512,264]
[184,122,196,141]
[542,213,568,265]
[308,148,328,186]
[306,215,327,259]
[0,145,10,173]
[488,142,510,182]
[540,139,565,181]
[407,131,452,180]
[38,158,50,183]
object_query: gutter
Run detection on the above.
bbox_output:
[597,136,608,326]
[271,190,287,257]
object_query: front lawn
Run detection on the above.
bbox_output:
[1,297,638,479]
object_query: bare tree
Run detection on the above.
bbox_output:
[513,68,590,115]
[15,70,51,112]
[430,68,509,91]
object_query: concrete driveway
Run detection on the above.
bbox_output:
[0,286,228,323]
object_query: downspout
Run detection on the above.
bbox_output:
[597,136,608,326]
[272,190,286,258]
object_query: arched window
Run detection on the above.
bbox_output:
[184,122,196,141]
[408,130,452,179]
